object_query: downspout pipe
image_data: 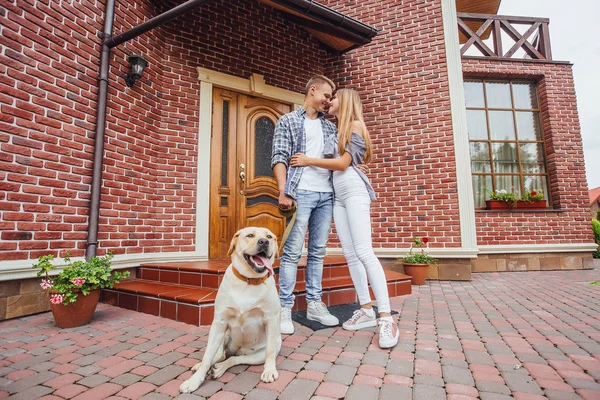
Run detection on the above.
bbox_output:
[86,0,212,260]
[86,0,115,261]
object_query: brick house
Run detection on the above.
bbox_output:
[0,0,596,321]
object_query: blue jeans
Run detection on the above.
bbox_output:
[279,189,333,309]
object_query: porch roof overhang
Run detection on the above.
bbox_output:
[103,0,378,53]
[456,0,501,15]
[456,0,501,44]
[259,0,379,53]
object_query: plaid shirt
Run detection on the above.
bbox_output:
[271,106,337,199]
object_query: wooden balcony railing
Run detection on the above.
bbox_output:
[457,13,552,61]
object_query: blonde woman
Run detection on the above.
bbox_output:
[290,89,399,348]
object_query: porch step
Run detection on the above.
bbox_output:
[135,255,349,289]
[101,256,412,326]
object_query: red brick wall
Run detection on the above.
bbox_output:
[2,0,592,262]
[1,0,108,260]
[462,58,593,245]
[0,0,330,261]
[323,0,461,249]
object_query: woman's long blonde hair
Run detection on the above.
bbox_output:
[336,89,372,164]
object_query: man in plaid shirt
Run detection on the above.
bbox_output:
[271,75,339,334]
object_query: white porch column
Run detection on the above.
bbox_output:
[441,0,478,252]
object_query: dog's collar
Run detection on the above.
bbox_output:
[232,266,270,285]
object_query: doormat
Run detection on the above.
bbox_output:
[291,302,398,331]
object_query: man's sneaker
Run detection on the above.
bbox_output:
[280,307,294,335]
[342,309,377,331]
[378,318,399,348]
[306,301,339,326]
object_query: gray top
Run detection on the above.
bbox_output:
[324,132,376,201]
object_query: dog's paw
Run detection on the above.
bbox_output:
[261,368,278,383]
[191,362,202,372]
[211,360,231,379]
[180,375,204,393]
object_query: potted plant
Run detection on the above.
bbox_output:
[33,252,130,328]
[485,189,547,210]
[399,237,437,285]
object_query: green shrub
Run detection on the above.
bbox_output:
[33,252,130,305]
[399,237,438,265]
[593,219,600,259]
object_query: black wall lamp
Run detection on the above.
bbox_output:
[124,54,148,87]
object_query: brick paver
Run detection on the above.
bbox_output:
[0,267,598,399]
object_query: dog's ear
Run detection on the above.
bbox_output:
[228,230,241,256]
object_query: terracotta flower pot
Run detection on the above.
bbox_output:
[403,263,429,285]
[50,289,101,329]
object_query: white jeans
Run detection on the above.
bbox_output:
[333,168,391,314]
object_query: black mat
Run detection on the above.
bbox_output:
[292,302,398,331]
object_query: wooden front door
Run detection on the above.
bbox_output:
[209,88,291,259]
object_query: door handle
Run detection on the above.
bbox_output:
[239,164,245,183]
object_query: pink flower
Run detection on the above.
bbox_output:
[50,294,64,305]
[71,277,85,286]
[40,279,53,290]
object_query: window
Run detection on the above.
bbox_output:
[465,79,549,209]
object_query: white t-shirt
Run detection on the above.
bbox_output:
[297,117,333,192]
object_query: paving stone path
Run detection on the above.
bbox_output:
[1,267,599,399]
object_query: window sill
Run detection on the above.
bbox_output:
[476,209,565,213]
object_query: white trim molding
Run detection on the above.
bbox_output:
[195,81,212,257]
[327,246,480,259]
[0,251,208,282]
[479,243,599,254]
[197,67,305,105]
[441,0,478,251]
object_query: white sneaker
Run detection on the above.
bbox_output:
[280,307,294,335]
[378,318,399,349]
[342,309,377,331]
[306,301,339,326]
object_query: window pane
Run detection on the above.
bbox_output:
[516,111,542,141]
[492,142,519,173]
[473,175,492,208]
[512,81,538,109]
[465,80,485,107]
[247,195,278,207]
[465,79,549,209]
[255,117,275,178]
[470,142,491,172]
[466,110,488,140]
[524,175,549,203]
[221,101,229,187]
[489,111,516,140]
[520,143,546,173]
[494,175,520,195]
[485,81,512,108]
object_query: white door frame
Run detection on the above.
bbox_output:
[195,68,304,257]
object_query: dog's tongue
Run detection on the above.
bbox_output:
[252,255,274,276]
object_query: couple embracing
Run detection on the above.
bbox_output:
[271,75,399,349]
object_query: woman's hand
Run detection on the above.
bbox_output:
[290,153,311,167]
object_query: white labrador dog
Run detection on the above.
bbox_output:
[180,227,282,393]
